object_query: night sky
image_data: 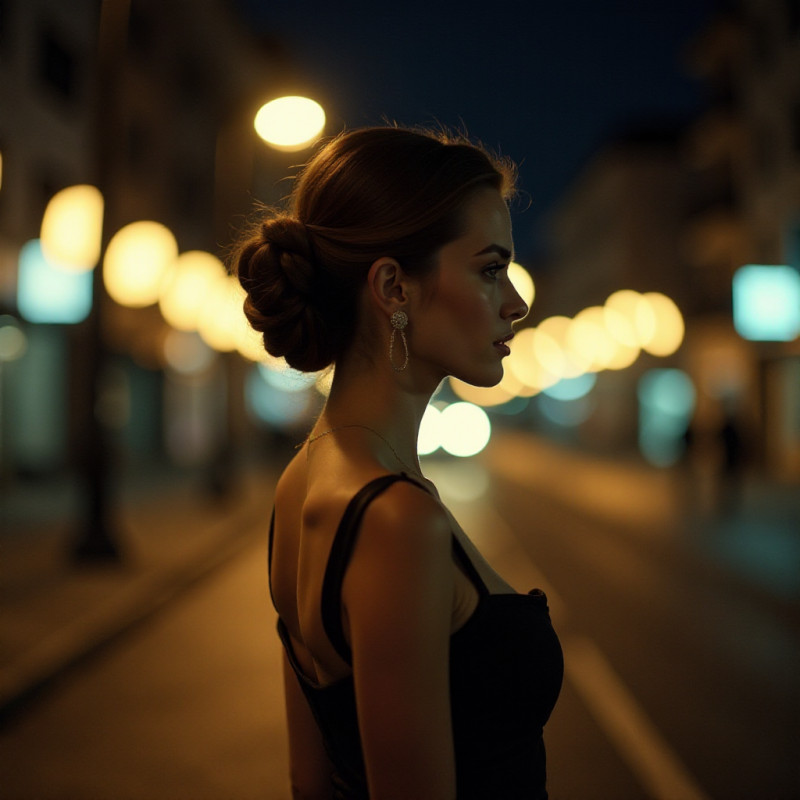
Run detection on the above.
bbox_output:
[233,0,721,263]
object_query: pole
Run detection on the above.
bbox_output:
[72,0,130,561]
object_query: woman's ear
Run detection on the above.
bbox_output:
[366,257,410,316]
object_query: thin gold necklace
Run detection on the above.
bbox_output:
[302,424,422,478]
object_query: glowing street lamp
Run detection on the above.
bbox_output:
[508,262,535,309]
[103,221,178,307]
[40,185,104,272]
[254,96,326,152]
[159,250,226,331]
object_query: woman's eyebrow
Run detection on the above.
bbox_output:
[473,244,513,260]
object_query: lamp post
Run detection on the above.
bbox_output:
[69,0,131,561]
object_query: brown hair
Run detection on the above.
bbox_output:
[233,126,515,372]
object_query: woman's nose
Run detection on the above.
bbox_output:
[503,280,528,322]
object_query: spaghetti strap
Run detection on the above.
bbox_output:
[450,535,491,599]
[269,470,492,666]
[321,473,428,664]
[267,507,277,608]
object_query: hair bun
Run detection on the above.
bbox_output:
[259,217,316,295]
[235,215,334,372]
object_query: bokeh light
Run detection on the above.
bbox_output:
[40,185,104,272]
[439,402,491,457]
[542,372,597,401]
[732,264,800,342]
[638,368,696,467]
[104,221,178,307]
[196,274,248,352]
[246,364,315,429]
[17,239,93,324]
[0,316,27,362]
[254,96,326,151]
[508,262,535,309]
[639,292,685,356]
[418,403,443,455]
[159,251,226,331]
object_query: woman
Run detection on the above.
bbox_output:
[235,127,563,799]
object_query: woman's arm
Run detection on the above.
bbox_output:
[344,482,457,800]
[282,650,334,800]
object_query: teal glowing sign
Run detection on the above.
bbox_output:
[17,239,93,324]
[732,265,800,342]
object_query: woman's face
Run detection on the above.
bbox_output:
[408,187,528,388]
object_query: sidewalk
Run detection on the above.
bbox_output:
[0,460,279,723]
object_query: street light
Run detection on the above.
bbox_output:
[254,96,326,152]
[40,185,104,271]
[103,221,178,308]
[158,250,226,331]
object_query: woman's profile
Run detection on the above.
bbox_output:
[234,126,563,799]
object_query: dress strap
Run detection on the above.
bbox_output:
[321,472,431,664]
[267,507,277,609]
[450,535,491,598]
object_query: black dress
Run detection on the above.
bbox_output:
[269,473,563,799]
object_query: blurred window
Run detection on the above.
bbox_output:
[787,0,800,34]
[0,0,8,56]
[39,28,77,101]
[127,2,157,59]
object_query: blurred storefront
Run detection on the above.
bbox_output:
[0,0,310,495]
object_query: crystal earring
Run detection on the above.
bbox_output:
[389,310,409,372]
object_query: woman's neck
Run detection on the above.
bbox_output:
[314,356,435,473]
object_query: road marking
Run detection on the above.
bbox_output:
[564,635,711,800]
[448,486,711,800]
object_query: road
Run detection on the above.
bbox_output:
[1,438,798,799]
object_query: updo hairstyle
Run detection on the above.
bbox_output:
[233,127,515,373]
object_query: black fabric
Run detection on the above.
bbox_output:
[269,473,563,800]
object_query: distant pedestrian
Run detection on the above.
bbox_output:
[234,127,562,799]
[716,404,749,514]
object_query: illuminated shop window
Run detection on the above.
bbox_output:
[732,264,800,342]
[17,239,92,324]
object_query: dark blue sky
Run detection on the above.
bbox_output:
[234,0,720,262]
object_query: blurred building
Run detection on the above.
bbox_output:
[539,0,799,478]
[0,0,292,483]
[684,0,800,478]
[540,126,691,451]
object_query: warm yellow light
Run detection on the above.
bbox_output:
[254,96,326,152]
[418,404,442,455]
[533,316,590,379]
[236,323,266,362]
[159,250,225,331]
[439,402,492,457]
[104,221,178,307]
[315,367,335,397]
[40,185,104,272]
[639,292,685,356]
[604,290,643,347]
[602,308,640,369]
[449,376,516,407]
[197,274,247,352]
[567,306,616,371]
[506,327,558,393]
[508,262,535,309]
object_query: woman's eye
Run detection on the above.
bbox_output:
[483,264,504,280]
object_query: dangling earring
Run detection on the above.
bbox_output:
[389,310,409,372]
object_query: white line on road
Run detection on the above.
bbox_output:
[466,494,711,800]
[563,635,711,800]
